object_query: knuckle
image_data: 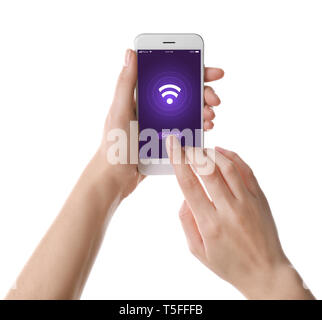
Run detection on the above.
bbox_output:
[231,151,239,160]
[235,212,246,226]
[179,207,190,219]
[222,161,236,176]
[246,166,255,179]
[180,175,199,190]
[189,244,200,257]
[204,221,221,240]
[118,69,127,83]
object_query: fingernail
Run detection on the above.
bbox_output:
[166,135,180,152]
[124,49,132,67]
[209,108,215,118]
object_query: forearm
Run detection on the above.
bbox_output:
[6,151,122,300]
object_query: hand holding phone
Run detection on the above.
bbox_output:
[101,44,222,195]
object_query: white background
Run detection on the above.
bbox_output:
[0,0,322,300]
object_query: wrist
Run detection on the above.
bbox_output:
[238,261,314,300]
[79,150,124,216]
[93,147,133,199]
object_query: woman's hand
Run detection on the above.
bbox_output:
[5,49,225,300]
[166,136,314,300]
[98,49,224,198]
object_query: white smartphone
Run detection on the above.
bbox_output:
[135,33,204,175]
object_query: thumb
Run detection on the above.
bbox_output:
[113,49,137,110]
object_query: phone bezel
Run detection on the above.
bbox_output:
[134,33,204,175]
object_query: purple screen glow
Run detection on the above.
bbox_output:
[137,50,201,158]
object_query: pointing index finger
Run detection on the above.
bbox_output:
[165,136,215,230]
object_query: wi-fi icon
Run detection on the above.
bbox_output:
[158,84,181,104]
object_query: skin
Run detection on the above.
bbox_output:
[5,49,223,299]
[165,136,315,300]
[6,49,313,300]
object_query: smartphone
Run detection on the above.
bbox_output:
[135,33,204,175]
